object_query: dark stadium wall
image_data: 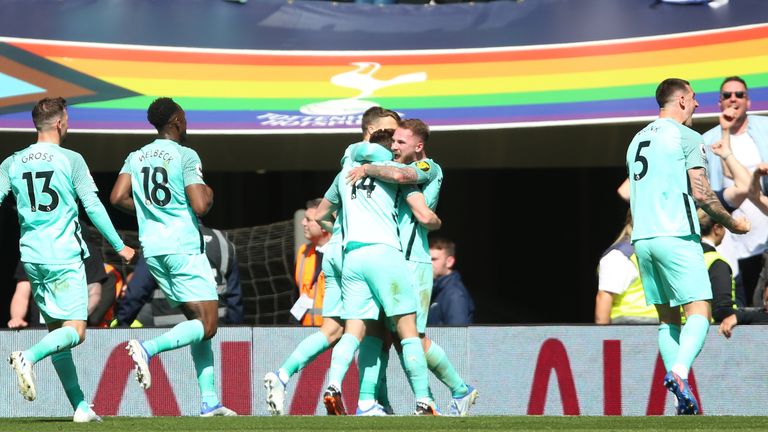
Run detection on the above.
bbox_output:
[0,165,628,326]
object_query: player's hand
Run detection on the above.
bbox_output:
[718,314,737,339]
[346,166,366,185]
[8,318,28,329]
[710,139,732,159]
[728,216,750,235]
[119,246,136,264]
[720,107,738,131]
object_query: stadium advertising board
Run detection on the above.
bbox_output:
[2,326,767,417]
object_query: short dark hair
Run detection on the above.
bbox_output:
[429,237,455,257]
[369,128,394,148]
[361,107,400,133]
[720,76,748,91]
[399,118,429,143]
[306,198,322,209]
[147,97,181,131]
[31,97,67,131]
[655,78,690,108]
[697,209,717,236]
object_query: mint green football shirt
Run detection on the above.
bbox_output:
[626,118,707,241]
[120,139,206,257]
[0,142,124,264]
[397,158,443,264]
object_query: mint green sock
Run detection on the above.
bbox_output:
[327,334,359,389]
[280,331,331,376]
[51,350,88,412]
[376,348,391,407]
[143,319,204,357]
[674,314,709,376]
[190,339,219,407]
[658,323,682,370]
[24,326,80,364]
[425,341,468,398]
[401,337,430,400]
[357,336,383,402]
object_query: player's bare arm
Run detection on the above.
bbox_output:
[689,167,750,234]
[186,183,213,216]
[110,173,136,214]
[346,164,419,185]
[405,192,441,231]
[312,197,338,233]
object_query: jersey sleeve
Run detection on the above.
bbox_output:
[682,128,708,171]
[0,157,12,204]
[118,154,132,175]
[324,172,342,205]
[70,153,125,252]
[181,147,205,186]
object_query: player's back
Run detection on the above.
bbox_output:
[398,158,443,263]
[626,118,705,241]
[339,162,401,250]
[3,143,90,264]
[122,139,202,257]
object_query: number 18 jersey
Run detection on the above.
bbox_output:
[626,118,707,241]
[120,139,206,257]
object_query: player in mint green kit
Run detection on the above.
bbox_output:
[348,119,477,416]
[263,107,400,416]
[110,97,235,417]
[2,97,135,423]
[627,79,750,415]
[317,129,442,416]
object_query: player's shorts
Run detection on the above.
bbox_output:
[145,253,217,308]
[407,261,433,333]
[634,235,712,307]
[23,261,88,322]
[341,243,416,321]
[322,242,344,318]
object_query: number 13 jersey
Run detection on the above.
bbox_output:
[120,139,206,257]
[626,118,707,242]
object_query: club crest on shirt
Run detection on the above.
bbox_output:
[416,160,431,172]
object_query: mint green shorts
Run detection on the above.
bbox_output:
[145,253,217,307]
[406,261,433,333]
[24,261,88,322]
[341,243,416,321]
[322,242,343,318]
[634,235,712,307]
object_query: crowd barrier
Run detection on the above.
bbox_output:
[1,326,765,417]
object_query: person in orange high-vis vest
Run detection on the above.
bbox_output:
[295,198,332,326]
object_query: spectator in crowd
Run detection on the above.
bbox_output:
[293,198,332,327]
[698,209,768,338]
[427,237,474,325]
[114,223,244,327]
[703,76,768,307]
[594,211,658,324]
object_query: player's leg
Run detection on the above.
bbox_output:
[375,329,393,413]
[356,319,386,415]
[324,318,367,415]
[126,254,216,391]
[9,263,87,403]
[365,245,435,414]
[265,245,347,414]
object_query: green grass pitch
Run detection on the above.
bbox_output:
[3,416,768,432]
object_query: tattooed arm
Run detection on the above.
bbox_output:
[689,167,750,234]
[346,163,426,185]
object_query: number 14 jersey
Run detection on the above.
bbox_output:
[120,139,206,257]
[626,118,707,242]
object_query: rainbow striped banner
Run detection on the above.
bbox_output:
[1,23,767,133]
